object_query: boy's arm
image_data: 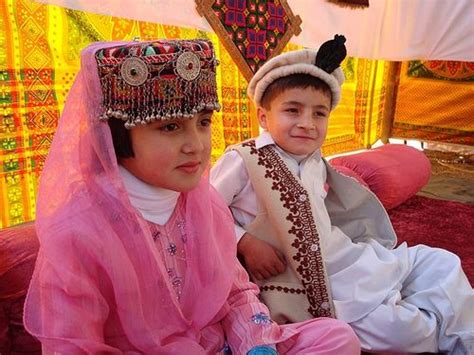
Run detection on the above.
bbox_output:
[212,151,286,280]
[238,233,286,281]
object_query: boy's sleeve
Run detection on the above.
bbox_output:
[234,224,247,242]
[220,259,282,354]
[210,150,248,204]
[211,151,250,242]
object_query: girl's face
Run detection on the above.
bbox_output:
[258,87,331,156]
[120,111,212,192]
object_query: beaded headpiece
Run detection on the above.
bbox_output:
[96,39,221,129]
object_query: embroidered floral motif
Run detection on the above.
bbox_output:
[176,218,187,243]
[241,140,333,318]
[167,268,183,300]
[251,312,272,326]
[152,230,161,241]
[167,242,177,256]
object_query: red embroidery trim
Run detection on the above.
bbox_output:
[242,140,333,318]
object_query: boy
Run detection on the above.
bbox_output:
[211,35,474,354]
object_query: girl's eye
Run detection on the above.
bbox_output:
[286,108,298,114]
[159,123,179,132]
[200,118,212,127]
[315,111,328,118]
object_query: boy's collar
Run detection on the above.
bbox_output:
[255,130,276,149]
[255,130,322,162]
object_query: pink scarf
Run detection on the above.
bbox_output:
[24,42,238,353]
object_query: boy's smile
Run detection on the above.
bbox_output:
[120,111,212,192]
[258,87,331,156]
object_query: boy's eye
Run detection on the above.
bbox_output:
[315,111,328,118]
[159,123,179,132]
[285,108,298,113]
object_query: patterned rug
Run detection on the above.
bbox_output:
[418,149,474,204]
[389,195,474,285]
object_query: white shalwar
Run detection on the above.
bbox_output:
[210,131,474,354]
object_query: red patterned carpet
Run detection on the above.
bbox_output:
[388,195,474,285]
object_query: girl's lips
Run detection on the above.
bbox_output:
[177,162,200,173]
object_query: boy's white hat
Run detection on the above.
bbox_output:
[247,35,346,110]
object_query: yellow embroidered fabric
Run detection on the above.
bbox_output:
[392,61,474,145]
[0,0,414,227]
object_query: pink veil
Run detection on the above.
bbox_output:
[24,41,237,353]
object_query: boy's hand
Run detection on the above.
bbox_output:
[238,233,286,281]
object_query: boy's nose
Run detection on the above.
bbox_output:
[297,115,315,130]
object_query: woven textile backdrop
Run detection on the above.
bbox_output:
[392,60,474,145]
[1,0,386,228]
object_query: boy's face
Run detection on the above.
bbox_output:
[120,111,212,192]
[258,87,331,156]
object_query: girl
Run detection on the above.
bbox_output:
[24,39,359,354]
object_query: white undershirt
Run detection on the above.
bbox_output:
[119,165,179,225]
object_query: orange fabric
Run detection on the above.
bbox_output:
[2,0,451,228]
[0,0,255,227]
[392,61,474,145]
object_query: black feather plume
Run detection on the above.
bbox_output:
[315,34,347,73]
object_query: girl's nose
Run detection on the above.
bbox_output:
[182,127,205,154]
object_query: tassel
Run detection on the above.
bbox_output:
[315,34,347,73]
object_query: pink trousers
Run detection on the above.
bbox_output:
[278,317,361,355]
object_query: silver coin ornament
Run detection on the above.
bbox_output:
[120,57,149,86]
[176,51,201,81]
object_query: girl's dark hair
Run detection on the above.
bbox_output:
[107,118,134,159]
[260,74,332,109]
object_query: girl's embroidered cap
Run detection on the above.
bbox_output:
[95,39,221,129]
[247,35,347,110]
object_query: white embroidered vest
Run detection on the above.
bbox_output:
[232,140,335,324]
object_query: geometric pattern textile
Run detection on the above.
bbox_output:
[196,0,302,81]
[392,61,474,146]
[0,0,256,228]
[1,0,387,228]
[408,60,474,82]
[322,57,393,156]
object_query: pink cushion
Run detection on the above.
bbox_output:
[0,222,41,354]
[329,144,431,209]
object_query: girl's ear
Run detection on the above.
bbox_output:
[257,107,268,130]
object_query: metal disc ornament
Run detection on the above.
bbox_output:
[120,57,149,86]
[176,52,201,81]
